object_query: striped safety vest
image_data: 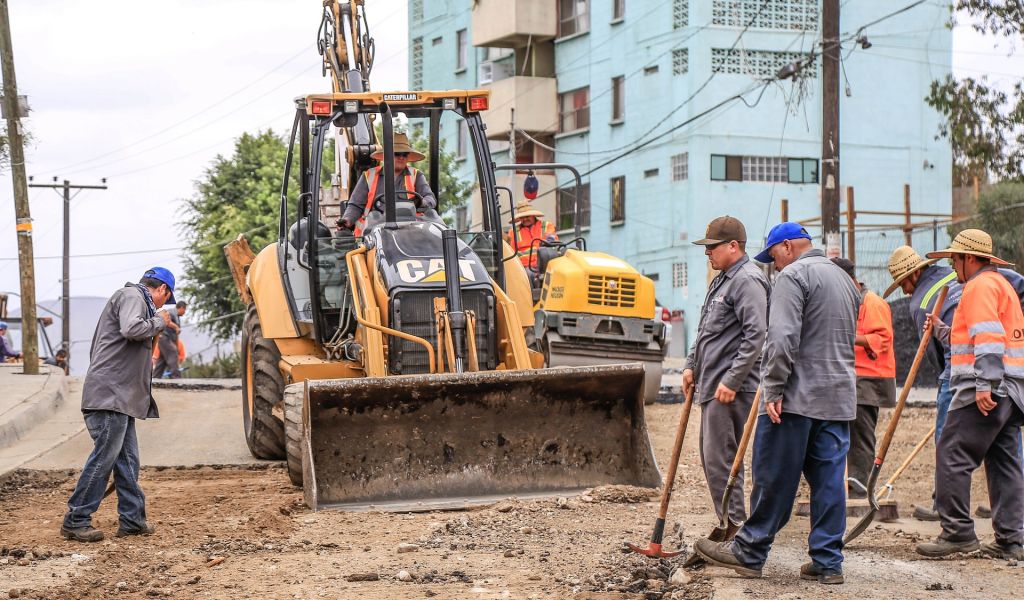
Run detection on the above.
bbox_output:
[353,166,420,237]
[508,220,557,269]
[949,269,1024,395]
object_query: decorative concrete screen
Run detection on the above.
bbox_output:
[672,49,689,75]
[412,38,423,89]
[673,0,688,28]
[711,0,818,31]
[711,48,818,78]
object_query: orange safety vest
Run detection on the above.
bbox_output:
[949,268,1024,394]
[508,220,557,269]
[354,166,419,237]
[855,290,896,378]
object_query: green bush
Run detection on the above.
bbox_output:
[181,352,241,379]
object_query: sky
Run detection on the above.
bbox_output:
[1,1,1022,316]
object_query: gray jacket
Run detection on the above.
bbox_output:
[81,284,166,419]
[342,167,437,224]
[685,255,770,404]
[761,249,860,421]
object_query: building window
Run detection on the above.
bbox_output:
[710,154,742,181]
[711,48,818,78]
[742,156,787,182]
[456,120,468,159]
[557,183,591,232]
[558,87,590,133]
[455,206,468,232]
[644,168,659,178]
[611,76,625,123]
[411,0,423,22]
[787,158,819,183]
[432,36,443,46]
[411,37,423,89]
[610,176,626,224]
[455,29,468,72]
[559,0,590,37]
[612,0,625,20]
[672,49,689,75]
[673,0,688,28]
[712,0,818,31]
[671,152,688,181]
[672,262,687,289]
[643,65,659,75]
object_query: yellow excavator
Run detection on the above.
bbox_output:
[223,1,660,511]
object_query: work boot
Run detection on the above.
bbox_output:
[799,562,844,585]
[692,538,761,578]
[974,505,992,519]
[980,541,1024,561]
[916,537,980,558]
[912,505,940,522]
[115,523,156,537]
[682,521,742,568]
[60,525,104,543]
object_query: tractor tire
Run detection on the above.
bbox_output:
[241,304,286,460]
[283,383,304,487]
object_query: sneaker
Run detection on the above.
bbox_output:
[912,505,940,522]
[974,505,992,519]
[692,538,761,578]
[115,523,156,537]
[799,562,844,585]
[60,525,104,543]
[980,541,1024,561]
[916,537,980,558]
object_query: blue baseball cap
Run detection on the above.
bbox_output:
[143,267,176,305]
[754,222,812,263]
[0,321,7,330]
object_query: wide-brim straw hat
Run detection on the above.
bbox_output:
[370,132,425,162]
[511,201,544,222]
[926,228,1013,266]
[883,245,938,298]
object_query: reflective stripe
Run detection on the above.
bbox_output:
[950,364,974,376]
[920,272,957,310]
[950,344,974,355]
[1006,365,1024,377]
[975,342,1006,355]
[969,321,1005,336]
[1006,346,1024,358]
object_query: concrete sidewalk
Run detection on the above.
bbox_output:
[0,363,68,448]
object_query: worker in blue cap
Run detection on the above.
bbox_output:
[695,222,861,585]
[61,267,177,543]
[0,321,23,361]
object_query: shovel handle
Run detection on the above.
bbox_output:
[657,386,695,520]
[874,286,948,464]
[729,387,763,480]
[875,424,935,502]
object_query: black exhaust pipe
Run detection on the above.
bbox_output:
[441,229,468,373]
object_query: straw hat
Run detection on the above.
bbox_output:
[882,246,938,298]
[370,132,425,162]
[926,228,1013,266]
[511,201,544,222]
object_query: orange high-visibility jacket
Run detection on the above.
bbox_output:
[508,220,557,269]
[354,166,420,237]
[949,268,1024,411]
[855,290,896,378]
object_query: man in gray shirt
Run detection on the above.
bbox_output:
[61,268,176,542]
[695,223,860,585]
[684,216,769,549]
[154,301,186,378]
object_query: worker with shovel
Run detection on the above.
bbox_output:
[915,230,1024,560]
[694,223,860,584]
[682,216,769,561]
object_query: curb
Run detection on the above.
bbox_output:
[0,365,68,449]
[152,378,242,391]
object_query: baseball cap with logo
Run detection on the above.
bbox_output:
[754,222,813,263]
[692,216,747,246]
[143,267,176,305]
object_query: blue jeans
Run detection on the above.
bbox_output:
[63,410,147,531]
[935,379,953,443]
[732,414,850,572]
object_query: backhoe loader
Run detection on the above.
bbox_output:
[223,1,659,511]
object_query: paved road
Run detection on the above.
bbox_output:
[24,383,266,470]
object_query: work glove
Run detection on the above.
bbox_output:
[337,217,355,231]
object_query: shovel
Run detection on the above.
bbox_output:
[708,386,762,541]
[626,385,696,558]
[844,286,948,545]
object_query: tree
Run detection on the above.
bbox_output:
[956,181,1024,271]
[925,2,1024,185]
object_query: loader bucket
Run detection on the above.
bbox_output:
[300,363,661,511]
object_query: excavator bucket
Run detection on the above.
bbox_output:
[300,363,661,511]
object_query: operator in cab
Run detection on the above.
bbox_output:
[337,132,437,234]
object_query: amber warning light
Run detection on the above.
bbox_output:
[469,96,489,111]
[311,101,333,115]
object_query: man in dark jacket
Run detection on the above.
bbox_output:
[694,223,860,585]
[0,321,22,361]
[61,268,176,542]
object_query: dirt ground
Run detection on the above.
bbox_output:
[0,404,1020,600]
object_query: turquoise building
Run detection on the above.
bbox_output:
[407,0,952,347]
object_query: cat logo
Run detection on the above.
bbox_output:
[396,258,478,284]
[383,93,418,102]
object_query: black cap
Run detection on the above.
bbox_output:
[830,257,857,280]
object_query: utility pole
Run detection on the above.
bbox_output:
[28,178,108,365]
[0,0,38,374]
[821,0,841,258]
